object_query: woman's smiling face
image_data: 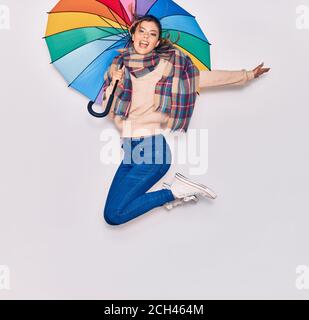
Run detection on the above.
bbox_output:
[131,20,160,54]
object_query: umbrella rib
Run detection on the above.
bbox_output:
[46,25,126,64]
[143,1,193,18]
[144,0,158,16]
[124,36,131,48]
[44,25,124,40]
[106,7,128,35]
[173,43,210,69]
[49,35,124,64]
[47,8,128,31]
[118,1,131,28]
[97,15,126,35]
[93,36,131,104]
[98,39,126,53]
[93,0,128,27]
[45,10,124,35]
[120,1,131,27]
[68,39,126,87]
[47,9,127,36]
[94,26,124,38]
[158,13,195,19]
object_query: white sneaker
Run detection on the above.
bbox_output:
[170,172,217,200]
[162,182,198,210]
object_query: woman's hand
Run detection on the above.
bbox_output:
[252,62,270,78]
[111,65,125,85]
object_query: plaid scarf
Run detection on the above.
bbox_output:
[101,44,200,132]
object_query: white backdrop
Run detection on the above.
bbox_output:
[1,0,309,299]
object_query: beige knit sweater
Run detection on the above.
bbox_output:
[102,59,255,137]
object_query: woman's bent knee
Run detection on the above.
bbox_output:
[103,208,123,226]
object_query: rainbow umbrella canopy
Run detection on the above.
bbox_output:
[44,0,212,106]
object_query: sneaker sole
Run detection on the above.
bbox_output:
[162,182,199,205]
[175,173,217,199]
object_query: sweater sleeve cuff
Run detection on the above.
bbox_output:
[246,70,255,81]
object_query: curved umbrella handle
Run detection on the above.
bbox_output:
[87,63,124,118]
[87,80,119,118]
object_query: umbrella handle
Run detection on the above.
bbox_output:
[87,80,119,118]
[87,63,124,118]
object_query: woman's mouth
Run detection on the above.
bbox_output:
[139,41,149,48]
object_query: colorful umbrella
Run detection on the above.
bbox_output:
[44,0,212,112]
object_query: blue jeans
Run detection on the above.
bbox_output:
[103,134,175,225]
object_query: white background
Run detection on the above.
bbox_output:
[0,0,309,299]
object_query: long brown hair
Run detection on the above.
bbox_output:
[129,14,180,52]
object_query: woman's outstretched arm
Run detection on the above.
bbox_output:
[199,69,254,88]
[199,62,270,88]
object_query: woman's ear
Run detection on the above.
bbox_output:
[155,39,160,48]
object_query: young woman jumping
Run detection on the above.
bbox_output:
[101,15,270,226]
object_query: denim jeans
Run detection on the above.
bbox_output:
[103,134,175,225]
